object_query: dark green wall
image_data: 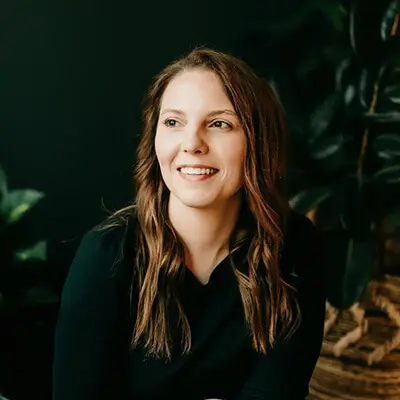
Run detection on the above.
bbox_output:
[0,0,306,265]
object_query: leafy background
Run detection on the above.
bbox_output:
[238,0,400,309]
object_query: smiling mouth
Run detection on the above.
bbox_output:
[177,167,219,176]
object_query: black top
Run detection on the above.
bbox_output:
[53,212,325,400]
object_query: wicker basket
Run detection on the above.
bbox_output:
[309,275,400,400]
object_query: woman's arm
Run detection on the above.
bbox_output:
[53,229,128,400]
[233,216,326,400]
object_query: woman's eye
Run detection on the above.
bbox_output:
[164,118,179,127]
[211,120,232,129]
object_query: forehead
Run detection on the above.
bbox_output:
[160,69,234,111]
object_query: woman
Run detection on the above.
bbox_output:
[53,47,325,400]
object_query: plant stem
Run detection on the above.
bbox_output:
[356,71,382,279]
[391,13,399,36]
[356,80,379,187]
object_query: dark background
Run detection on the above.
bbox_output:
[0,0,308,398]
[0,0,306,248]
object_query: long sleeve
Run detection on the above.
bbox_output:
[233,216,326,400]
[52,228,129,400]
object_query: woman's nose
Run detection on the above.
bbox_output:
[181,127,209,155]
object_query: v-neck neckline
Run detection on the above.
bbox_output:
[179,239,250,293]
[184,252,233,288]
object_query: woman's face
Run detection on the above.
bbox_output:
[155,68,246,210]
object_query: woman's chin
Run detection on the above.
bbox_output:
[178,197,217,210]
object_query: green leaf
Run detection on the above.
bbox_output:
[364,111,400,124]
[5,189,45,224]
[373,133,400,159]
[323,232,376,309]
[19,283,58,307]
[309,135,346,173]
[341,177,372,236]
[289,186,332,214]
[316,2,347,32]
[335,57,352,92]
[315,176,372,235]
[309,135,344,159]
[385,210,400,233]
[358,68,369,108]
[308,94,341,138]
[372,164,400,183]
[344,84,356,105]
[381,0,400,41]
[382,84,400,105]
[0,166,9,214]
[15,241,47,262]
[349,1,386,68]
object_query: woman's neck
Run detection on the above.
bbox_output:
[168,193,242,260]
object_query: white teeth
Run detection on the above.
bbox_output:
[180,167,218,175]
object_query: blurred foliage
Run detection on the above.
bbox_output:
[0,166,58,399]
[259,0,400,309]
[0,166,57,312]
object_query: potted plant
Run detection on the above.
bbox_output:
[242,0,400,398]
[0,166,57,399]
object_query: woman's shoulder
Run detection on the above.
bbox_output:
[65,207,138,293]
[69,206,136,273]
[70,224,128,280]
[90,205,138,265]
[59,210,137,320]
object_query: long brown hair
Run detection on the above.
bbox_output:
[100,47,300,359]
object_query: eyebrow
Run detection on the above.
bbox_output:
[160,108,238,118]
